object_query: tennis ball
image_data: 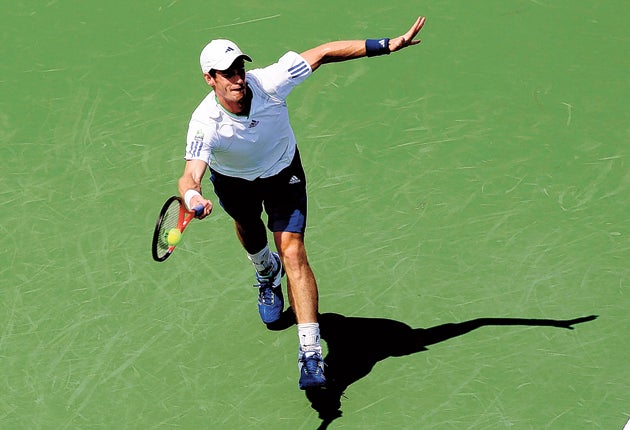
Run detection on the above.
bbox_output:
[166,228,182,246]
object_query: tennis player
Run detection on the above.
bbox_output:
[178,16,426,389]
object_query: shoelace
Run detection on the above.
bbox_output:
[301,354,324,375]
[257,284,276,305]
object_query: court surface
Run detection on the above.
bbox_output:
[1,1,628,429]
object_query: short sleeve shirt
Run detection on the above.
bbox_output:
[185,51,312,180]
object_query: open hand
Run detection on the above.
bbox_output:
[389,16,426,52]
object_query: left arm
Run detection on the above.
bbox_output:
[300,16,426,72]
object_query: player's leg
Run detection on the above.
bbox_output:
[236,219,285,324]
[273,231,318,323]
[273,231,325,389]
[210,169,284,323]
[234,218,267,255]
[264,149,326,388]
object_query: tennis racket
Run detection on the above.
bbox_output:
[152,196,204,262]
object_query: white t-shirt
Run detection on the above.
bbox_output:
[185,51,312,180]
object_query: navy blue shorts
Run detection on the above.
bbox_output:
[209,149,307,234]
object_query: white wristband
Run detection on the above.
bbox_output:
[184,189,201,210]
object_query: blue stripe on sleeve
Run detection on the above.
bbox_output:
[188,139,203,158]
[288,61,309,79]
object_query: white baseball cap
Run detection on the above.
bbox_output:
[199,39,252,73]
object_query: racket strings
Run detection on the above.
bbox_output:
[156,201,181,255]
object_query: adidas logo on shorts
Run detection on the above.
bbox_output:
[289,175,301,185]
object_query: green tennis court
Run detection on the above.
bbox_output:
[2,1,628,429]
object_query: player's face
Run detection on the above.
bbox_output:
[207,58,247,108]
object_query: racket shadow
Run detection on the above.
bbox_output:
[271,311,598,429]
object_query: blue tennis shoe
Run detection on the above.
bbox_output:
[298,350,326,389]
[254,252,284,324]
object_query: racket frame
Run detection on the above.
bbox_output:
[152,196,202,262]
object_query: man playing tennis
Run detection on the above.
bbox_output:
[178,16,426,389]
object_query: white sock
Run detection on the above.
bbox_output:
[298,323,322,354]
[247,245,274,274]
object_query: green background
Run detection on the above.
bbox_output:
[2,1,628,429]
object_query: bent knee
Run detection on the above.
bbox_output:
[277,237,308,269]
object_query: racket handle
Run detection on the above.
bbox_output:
[192,205,204,217]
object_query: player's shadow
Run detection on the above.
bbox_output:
[268,310,597,430]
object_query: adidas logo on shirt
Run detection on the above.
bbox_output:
[289,175,301,185]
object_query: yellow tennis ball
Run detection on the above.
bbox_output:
[166,228,182,246]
